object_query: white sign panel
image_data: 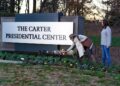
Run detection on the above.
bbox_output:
[2,22,73,45]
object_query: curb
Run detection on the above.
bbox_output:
[0,59,23,64]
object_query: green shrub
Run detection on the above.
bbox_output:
[0,51,119,74]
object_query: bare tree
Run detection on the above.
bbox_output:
[102,0,120,26]
[17,0,21,13]
[0,0,23,16]
[33,0,36,13]
[62,0,93,16]
[10,0,15,13]
[25,0,29,13]
[39,0,47,12]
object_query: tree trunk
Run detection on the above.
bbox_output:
[17,0,21,13]
[39,0,47,12]
[10,0,15,13]
[33,0,36,13]
[25,0,29,13]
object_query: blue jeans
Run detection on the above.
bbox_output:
[101,45,111,68]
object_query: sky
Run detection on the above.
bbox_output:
[90,0,107,20]
[93,0,103,9]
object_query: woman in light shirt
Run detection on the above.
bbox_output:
[101,19,112,70]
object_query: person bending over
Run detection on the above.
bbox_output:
[66,34,96,63]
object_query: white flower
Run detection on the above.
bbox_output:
[67,50,74,55]
[21,58,24,61]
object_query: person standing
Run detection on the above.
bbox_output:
[100,19,112,70]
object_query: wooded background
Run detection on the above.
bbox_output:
[0,0,120,26]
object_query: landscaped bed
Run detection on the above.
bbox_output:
[0,51,120,86]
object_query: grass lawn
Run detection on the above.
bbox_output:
[0,63,120,86]
[91,36,120,46]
